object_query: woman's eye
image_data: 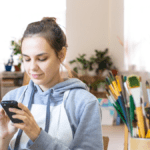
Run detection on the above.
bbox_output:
[39,58,47,61]
[23,58,47,62]
[25,59,30,62]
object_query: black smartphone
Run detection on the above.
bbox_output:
[1,100,23,123]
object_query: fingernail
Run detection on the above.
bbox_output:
[9,108,13,111]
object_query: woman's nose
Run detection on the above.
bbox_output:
[30,60,39,71]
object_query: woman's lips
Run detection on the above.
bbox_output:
[32,74,42,79]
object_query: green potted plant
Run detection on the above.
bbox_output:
[87,56,97,76]
[94,48,113,76]
[69,54,89,75]
[97,81,106,92]
[11,39,22,71]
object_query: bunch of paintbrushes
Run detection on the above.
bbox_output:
[105,72,150,138]
[145,81,150,138]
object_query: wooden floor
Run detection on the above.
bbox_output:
[102,125,125,150]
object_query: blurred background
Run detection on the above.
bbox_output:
[0,0,150,149]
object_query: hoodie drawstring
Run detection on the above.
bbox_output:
[45,90,52,133]
[14,86,35,150]
[14,82,52,150]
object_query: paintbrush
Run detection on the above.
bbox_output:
[115,75,131,134]
[105,79,123,114]
[145,80,150,127]
[121,75,128,104]
[127,75,145,138]
[122,75,137,136]
[116,75,130,115]
[126,80,136,137]
[105,90,126,125]
[139,76,148,136]
[123,76,130,96]
[107,89,124,116]
[146,81,150,106]
[145,80,150,138]
[108,72,130,131]
[115,75,124,98]
[106,88,125,118]
[105,78,124,115]
[139,77,146,116]
[105,77,118,96]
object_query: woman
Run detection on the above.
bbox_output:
[0,17,104,150]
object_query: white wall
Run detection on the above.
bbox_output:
[66,0,124,72]
[0,0,66,72]
[109,0,124,72]
[66,0,109,62]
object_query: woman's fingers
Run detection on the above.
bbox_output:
[0,108,10,126]
[9,108,30,119]
[9,103,32,119]
[0,108,6,119]
[13,122,26,131]
[0,108,9,117]
[0,108,5,115]
[12,115,28,123]
[18,103,32,116]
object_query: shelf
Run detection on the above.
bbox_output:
[90,90,107,98]
[77,75,106,98]
[0,71,24,99]
[1,71,24,78]
[78,75,105,84]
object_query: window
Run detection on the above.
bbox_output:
[124,0,150,71]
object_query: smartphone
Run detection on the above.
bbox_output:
[1,100,23,123]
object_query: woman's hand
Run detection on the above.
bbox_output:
[0,108,18,142]
[9,103,41,142]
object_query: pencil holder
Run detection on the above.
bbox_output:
[130,137,150,150]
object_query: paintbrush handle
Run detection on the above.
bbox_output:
[120,92,132,135]
[130,95,135,120]
[129,97,134,137]
[136,107,145,138]
[117,96,130,130]
[147,89,150,105]
[115,101,123,114]
[129,95,136,137]
[113,104,126,125]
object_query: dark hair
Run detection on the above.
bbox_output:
[21,17,77,78]
[21,17,67,57]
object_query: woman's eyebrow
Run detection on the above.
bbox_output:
[22,53,48,57]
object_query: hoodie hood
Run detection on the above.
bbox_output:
[26,78,89,104]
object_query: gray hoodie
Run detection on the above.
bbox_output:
[1,78,104,150]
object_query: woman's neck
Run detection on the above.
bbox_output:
[39,73,64,92]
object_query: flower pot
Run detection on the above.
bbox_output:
[111,69,118,76]
[5,65,12,71]
[14,65,21,71]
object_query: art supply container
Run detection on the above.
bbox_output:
[130,138,150,150]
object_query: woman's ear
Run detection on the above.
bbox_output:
[58,47,67,63]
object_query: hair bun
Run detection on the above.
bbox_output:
[41,17,56,23]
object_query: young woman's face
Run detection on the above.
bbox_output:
[21,36,64,91]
